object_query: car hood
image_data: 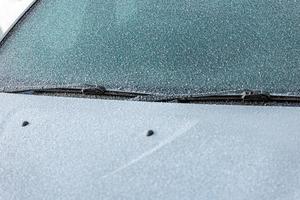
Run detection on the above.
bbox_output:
[0,93,300,200]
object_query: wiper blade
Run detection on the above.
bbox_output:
[5,87,300,104]
[150,90,300,104]
[5,84,151,98]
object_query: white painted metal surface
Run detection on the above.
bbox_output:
[0,0,36,41]
[0,93,299,199]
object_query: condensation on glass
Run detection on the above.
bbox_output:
[0,0,299,95]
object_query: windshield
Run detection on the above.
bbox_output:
[0,0,299,95]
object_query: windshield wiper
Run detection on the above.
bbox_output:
[146,90,300,104]
[4,87,300,104]
[4,84,151,98]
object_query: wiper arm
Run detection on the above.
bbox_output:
[5,84,151,98]
[179,91,272,102]
[5,87,300,104]
[150,90,300,104]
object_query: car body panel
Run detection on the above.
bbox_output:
[1,1,300,199]
[0,0,36,42]
[0,93,300,199]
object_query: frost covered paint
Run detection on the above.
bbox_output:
[0,93,300,199]
[0,0,36,42]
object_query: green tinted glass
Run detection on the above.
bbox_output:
[0,0,299,94]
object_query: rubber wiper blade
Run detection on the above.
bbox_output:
[5,84,151,98]
[152,90,300,104]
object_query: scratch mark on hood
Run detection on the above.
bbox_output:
[100,119,199,179]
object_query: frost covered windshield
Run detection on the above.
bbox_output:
[0,0,299,95]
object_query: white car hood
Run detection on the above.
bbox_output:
[0,93,300,200]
